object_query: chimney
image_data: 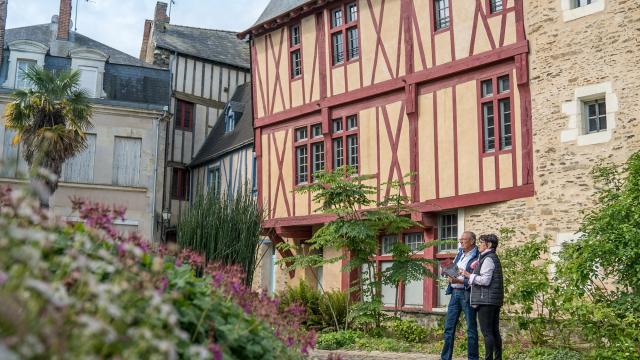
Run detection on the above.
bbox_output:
[0,0,7,67]
[139,19,153,60]
[57,0,72,40]
[154,2,170,24]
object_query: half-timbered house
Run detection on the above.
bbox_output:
[240,0,533,310]
[140,2,250,241]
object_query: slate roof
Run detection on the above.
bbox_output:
[154,24,249,70]
[5,24,158,68]
[189,82,253,168]
[252,0,309,28]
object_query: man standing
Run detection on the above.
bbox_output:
[440,231,479,360]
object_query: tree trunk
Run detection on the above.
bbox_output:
[29,161,61,209]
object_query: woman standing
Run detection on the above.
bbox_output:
[461,234,504,360]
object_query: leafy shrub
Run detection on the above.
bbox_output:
[319,290,349,330]
[352,336,413,352]
[279,282,323,328]
[0,189,313,359]
[316,330,363,350]
[390,319,431,343]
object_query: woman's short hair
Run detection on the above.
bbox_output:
[479,234,499,249]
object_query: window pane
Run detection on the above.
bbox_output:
[347,115,358,130]
[574,0,592,8]
[405,233,424,252]
[382,235,398,255]
[490,0,503,13]
[434,0,450,30]
[333,138,344,168]
[332,33,344,65]
[404,277,424,307]
[331,8,343,28]
[311,142,325,179]
[498,75,509,93]
[481,79,493,97]
[296,146,308,184]
[78,65,98,98]
[291,50,302,78]
[483,102,495,152]
[347,135,358,171]
[113,137,141,187]
[332,119,343,133]
[347,3,358,22]
[16,59,36,89]
[347,27,359,60]
[295,127,308,141]
[63,134,96,183]
[380,262,396,306]
[312,124,323,138]
[290,25,300,46]
[438,213,458,252]
[499,98,512,149]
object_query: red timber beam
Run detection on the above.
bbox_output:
[266,230,296,279]
[254,41,529,128]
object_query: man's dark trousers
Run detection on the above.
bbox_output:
[440,288,479,360]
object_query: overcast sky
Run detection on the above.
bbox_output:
[6,0,270,57]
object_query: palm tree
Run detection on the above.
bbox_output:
[4,66,93,208]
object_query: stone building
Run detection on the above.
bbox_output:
[139,2,251,242]
[240,0,640,310]
[0,0,170,240]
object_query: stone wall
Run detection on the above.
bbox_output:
[465,0,640,244]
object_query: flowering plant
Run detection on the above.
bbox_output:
[0,188,314,359]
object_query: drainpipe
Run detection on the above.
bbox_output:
[151,110,169,243]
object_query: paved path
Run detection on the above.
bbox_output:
[310,350,464,359]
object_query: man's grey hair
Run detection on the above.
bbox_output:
[464,231,477,243]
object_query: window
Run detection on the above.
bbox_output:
[405,232,424,252]
[489,0,503,13]
[381,235,398,255]
[438,213,458,252]
[480,74,512,153]
[15,59,36,90]
[208,166,221,193]
[573,0,592,7]
[176,100,194,131]
[289,24,302,79]
[332,115,359,171]
[295,123,324,184]
[1,128,28,178]
[112,137,142,187]
[225,106,235,133]
[434,0,450,31]
[62,134,96,183]
[171,167,190,200]
[330,2,359,65]
[584,99,606,133]
[78,66,98,97]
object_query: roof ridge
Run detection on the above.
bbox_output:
[166,23,239,34]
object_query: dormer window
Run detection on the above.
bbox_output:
[15,59,37,89]
[78,66,99,97]
[225,106,235,133]
[69,48,108,99]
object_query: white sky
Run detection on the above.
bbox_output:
[6,0,271,57]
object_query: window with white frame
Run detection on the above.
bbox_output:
[224,106,235,133]
[289,24,302,79]
[583,98,606,133]
[208,165,221,193]
[560,82,617,146]
[112,137,142,187]
[480,74,512,152]
[78,66,99,98]
[489,0,504,13]
[330,2,359,66]
[438,213,458,252]
[1,128,28,178]
[573,0,593,8]
[15,59,36,89]
[561,0,604,21]
[405,232,424,252]
[295,124,324,184]
[332,115,359,171]
[62,134,96,183]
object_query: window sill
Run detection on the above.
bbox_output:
[330,57,360,70]
[562,1,605,22]
[433,27,450,35]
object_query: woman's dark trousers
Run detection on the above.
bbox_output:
[477,305,502,360]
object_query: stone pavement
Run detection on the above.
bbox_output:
[310,350,465,359]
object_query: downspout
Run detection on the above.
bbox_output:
[160,50,177,242]
[151,110,169,243]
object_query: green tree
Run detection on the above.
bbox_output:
[279,167,434,331]
[3,66,93,207]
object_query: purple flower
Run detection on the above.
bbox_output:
[209,343,223,360]
[0,271,7,285]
